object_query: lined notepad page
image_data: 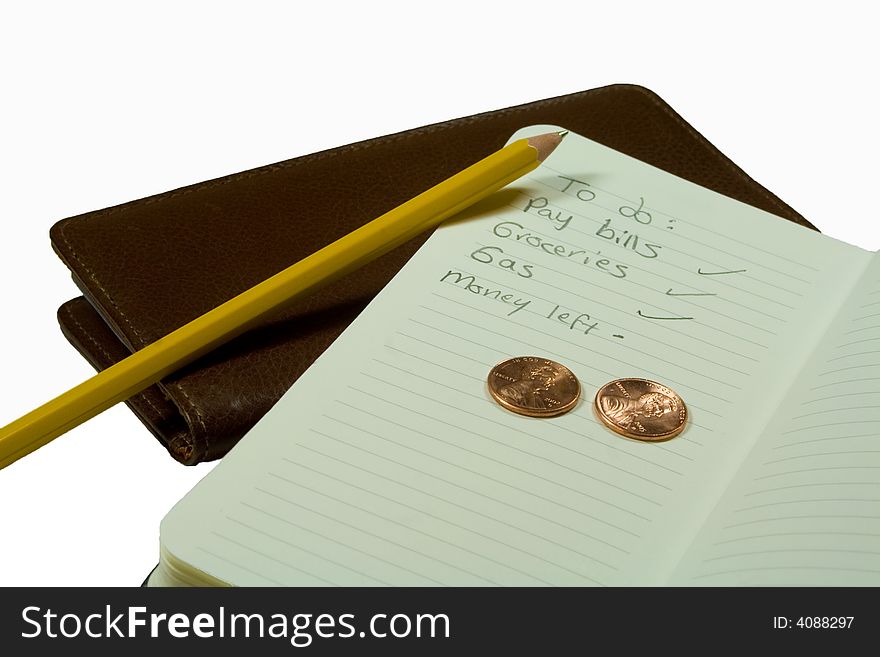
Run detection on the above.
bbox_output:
[672,255,880,585]
[161,127,873,585]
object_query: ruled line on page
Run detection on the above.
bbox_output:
[691,565,880,580]
[711,531,880,546]
[743,481,880,496]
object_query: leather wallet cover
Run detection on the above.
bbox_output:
[51,84,815,464]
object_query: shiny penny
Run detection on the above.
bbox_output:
[487,356,580,418]
[594,378,687,441]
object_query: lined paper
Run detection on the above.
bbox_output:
[672,257,880,585]
[160,127,874,585]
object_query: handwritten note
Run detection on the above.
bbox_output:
[158,127,879,586]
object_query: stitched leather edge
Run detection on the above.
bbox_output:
[57,299,201,463]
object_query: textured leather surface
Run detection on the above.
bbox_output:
[51,84,815,464]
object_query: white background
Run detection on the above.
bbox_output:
[0,1,877,586]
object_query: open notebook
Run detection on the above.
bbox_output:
[149,127,880,586]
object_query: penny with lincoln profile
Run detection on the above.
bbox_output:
[594,378,687,441]
[487,356,580,418]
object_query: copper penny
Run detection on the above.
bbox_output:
[594,378,687,441]
[487,356,580,417]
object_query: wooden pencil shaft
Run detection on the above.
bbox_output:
[0,137,548,469]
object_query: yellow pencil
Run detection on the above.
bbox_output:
[0,130,566,470]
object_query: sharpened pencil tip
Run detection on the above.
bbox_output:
[527,130,568,162]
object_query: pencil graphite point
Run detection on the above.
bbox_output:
[527,130,567,162]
